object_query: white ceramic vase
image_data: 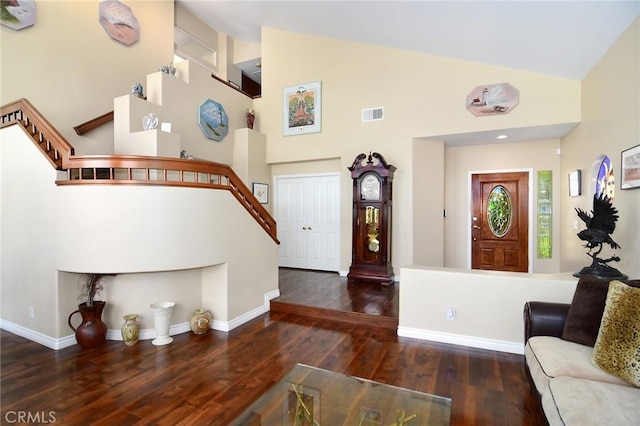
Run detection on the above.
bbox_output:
[150,301,175,346]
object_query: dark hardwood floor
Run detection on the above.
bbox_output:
[271,268,399,329]
[0,268,546,425]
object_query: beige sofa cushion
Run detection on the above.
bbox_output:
[541,376,640,426]
[525,336,632,394]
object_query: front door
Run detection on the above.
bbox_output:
[471,172,529,272]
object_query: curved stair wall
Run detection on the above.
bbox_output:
[0,99,279,347]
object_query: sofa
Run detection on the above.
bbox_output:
[523,275,640,426]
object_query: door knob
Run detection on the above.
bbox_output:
[308,226,312,230]
[473,225,481,229]
[303,226,307,230]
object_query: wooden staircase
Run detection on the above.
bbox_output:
[0,98,279,244]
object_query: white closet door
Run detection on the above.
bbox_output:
[276,174,340,271]
[276,177,309,269]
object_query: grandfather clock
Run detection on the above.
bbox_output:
[347,152,396,286]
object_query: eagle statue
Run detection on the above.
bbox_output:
[574,193,627,279]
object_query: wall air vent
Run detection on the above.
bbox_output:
[361,107,384,122]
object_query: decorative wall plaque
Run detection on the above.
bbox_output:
[99,0,140,46]
[198,99,228,142]
[0,0,36,30]
[466,82,519,116]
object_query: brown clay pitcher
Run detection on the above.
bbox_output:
[68,301,108,349]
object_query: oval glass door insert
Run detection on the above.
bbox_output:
[487,185,513,237]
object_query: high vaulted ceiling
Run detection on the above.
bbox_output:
[179,0,639,80]
[177,1,639,144]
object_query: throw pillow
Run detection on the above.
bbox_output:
[591,280,640,387]
[561,276,640,347]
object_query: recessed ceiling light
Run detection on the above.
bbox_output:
[496,134,508,140]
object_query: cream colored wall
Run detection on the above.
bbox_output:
[54,184,278,331]
[1,1,277,343]
[399,266,578,353]
[144,60,253,164]
[1,125,278,340]
[412,139,445,266]
[270,158,342,177]
[560,18,640,279]
[233,129,271,211]
[234,39,261,64]
[226,37,242,85]
[444,139,562,273]
[259,28,581,273]
[1,1,252,164]
[98,270,202,332]
[56,186,241,272]
[0,126,61,338]
[0,0,174,155]
[175,2,218,55]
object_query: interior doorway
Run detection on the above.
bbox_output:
[471,171,530,272]
[274,173,340,272]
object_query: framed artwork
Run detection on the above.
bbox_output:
[621,144,640,190]
[568,170,581,197]
[252,183,269,204]
[594,155,615,200]
[283,81,321,136]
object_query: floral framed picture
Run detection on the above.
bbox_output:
[283,81,321,136]
[621,144,640,190]
[252,183,269,204]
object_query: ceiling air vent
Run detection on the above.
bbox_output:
[361,107,384,122]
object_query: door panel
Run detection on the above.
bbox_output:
[276,175,340,271]
[277,179,308,268]
[472,172,529,272]
[308,176,339,270]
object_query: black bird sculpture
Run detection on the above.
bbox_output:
[574,193,627,279]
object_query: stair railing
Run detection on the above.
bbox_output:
[1,99,278,244]
[1,98,74,169]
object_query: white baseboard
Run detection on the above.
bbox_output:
[211,289,278,332]
[397,326,524,355]
[265,289,280,302]
[0,319,75,350]
[0,291,278,350]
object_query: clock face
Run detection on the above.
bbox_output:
[361,174,380,201]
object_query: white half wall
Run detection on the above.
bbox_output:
[399,266,578,354]
[1,125,279,345]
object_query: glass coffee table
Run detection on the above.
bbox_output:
[231,363,451,425]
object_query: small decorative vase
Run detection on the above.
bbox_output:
[189,308,212,334]
[68,301,108,349]
[121,314,140,346]
[246,113,255,129]
[150,301,175,346]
